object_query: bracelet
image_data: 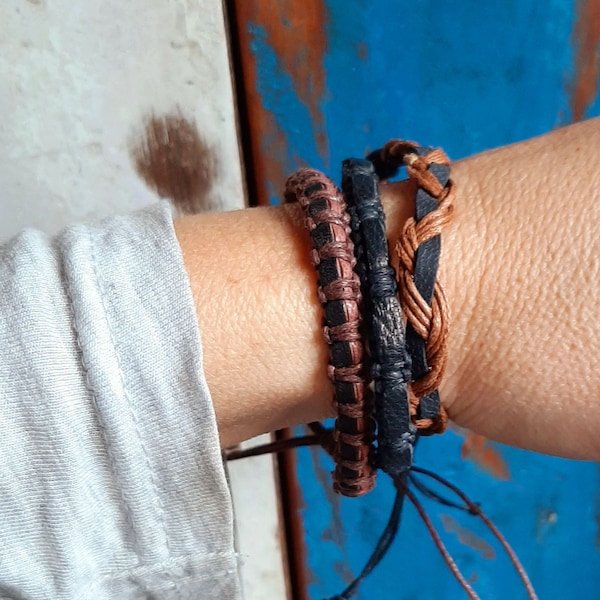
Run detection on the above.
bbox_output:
[342,158,416,477]
[232,147,538,600]
[367,141,455,433]
[284,168,376,497]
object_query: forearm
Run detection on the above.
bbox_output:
[176,118,600,459]
[429,118,600,459]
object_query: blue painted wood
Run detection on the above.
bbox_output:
[245,1,600,597]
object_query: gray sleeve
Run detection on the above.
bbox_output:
[0,202,241,600]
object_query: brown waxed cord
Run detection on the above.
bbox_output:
[284,168,376,497]
[398,480,480,600]
[411,466,539,599]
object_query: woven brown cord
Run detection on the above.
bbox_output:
[373,140,454,433]
[284,168,376,497]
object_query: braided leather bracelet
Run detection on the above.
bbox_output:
[368,142,454,433]
[342,158,416,477]
[284,168,376,497]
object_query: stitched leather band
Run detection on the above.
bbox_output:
[284,168,376,497]
[367,141,454,434]
[342,158,416,477]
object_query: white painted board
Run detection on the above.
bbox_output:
[0,2,286,598]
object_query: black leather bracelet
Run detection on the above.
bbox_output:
[342,158,416,477]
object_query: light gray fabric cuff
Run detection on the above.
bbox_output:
[0,202,240,599]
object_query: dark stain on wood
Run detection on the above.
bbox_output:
[130,109,218,214]
[571,0,600,122]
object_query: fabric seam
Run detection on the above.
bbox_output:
[79,551,239,598]
[86,226,171,556]
[61,238,140,549]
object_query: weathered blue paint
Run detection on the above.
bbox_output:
[245,0,600,597]
[248,23,321,202]
[298,431,600,599]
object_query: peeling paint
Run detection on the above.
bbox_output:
[356,41,368,61]
[309,447,355,586]
[276,433,313,600]
[246,0,330,163]
[570,0,600,122]
[536,506,558,544]
[441,514,496,560]
[234,0,330,206]
[231,20,287,204]
[332,560,355,587]
[461,432,510,481]
[309,447,344,547]
[258,107,292,205]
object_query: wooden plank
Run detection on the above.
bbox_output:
[229,0,330,207]
[0,2,287,599]
[227,436,290,600]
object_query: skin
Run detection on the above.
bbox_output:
[175,117,600,459]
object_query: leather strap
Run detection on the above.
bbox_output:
[367,141,453,434]
[342,158,416,477]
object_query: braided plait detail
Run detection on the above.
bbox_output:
[368,141,455,434]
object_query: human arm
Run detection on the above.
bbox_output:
[176,117,600,460]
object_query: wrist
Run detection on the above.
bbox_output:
[176,204,333,448]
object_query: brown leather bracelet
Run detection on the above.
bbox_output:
[284,168,376,497]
